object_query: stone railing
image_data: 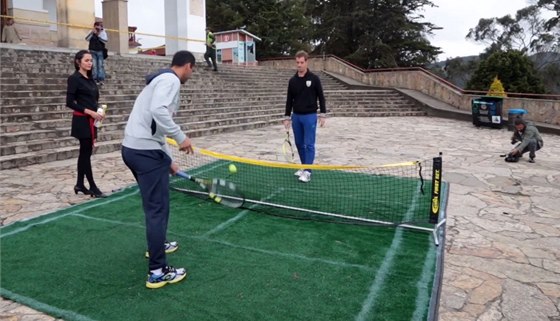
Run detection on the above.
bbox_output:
[260,55,560,126]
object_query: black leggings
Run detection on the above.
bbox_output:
[77,139,97,189]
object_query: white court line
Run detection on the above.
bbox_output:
[201,211,249,238]
[0,288,98,321]
[354,181,422,321]
[202,189,284,238]
[0,163,227,319]
[72,213,144,229]
[0,189,139,239]
[199,236,374,271]
[412,243,437,321]
[71,213,373,272]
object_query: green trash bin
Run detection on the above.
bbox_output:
[472,97,503,128]
[507,109,527,131]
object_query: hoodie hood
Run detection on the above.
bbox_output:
[145,68,177,85]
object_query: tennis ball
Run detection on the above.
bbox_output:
[228,164,238,174]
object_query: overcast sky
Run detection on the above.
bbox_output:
[95,0,536,61]
[422,0,536,60]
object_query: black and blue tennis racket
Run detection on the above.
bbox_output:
[174,171,244,208]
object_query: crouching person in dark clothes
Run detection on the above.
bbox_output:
[507,118,544,163]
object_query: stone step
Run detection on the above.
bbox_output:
[0,95,289,115]
[0,104,286,139]
[0,97,412,122]
[0,75,300,86]
[1,102,286,123]
[0,94,411,117]
[0,87,286,100]
[0,107,284,135]
[0,140,123,170]
[0,66,322,76]
[0,79,344,94]
[332,111,428,117]
[0,87,392,108]
[0,88,402,103]
[0,46,426,170]
[0,86,286,98]
[1,105,423,148]
[0,119,279,170]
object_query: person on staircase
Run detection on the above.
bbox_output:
[204,27,218,71]
[66,50,106,198]
[85,21,108,86]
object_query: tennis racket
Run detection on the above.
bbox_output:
[175,171,244,208]
[281,130,295,163]
[500,143,520,157]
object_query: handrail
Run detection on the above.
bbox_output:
[261,54,560,100]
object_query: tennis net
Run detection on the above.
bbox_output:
[166,138,442,231]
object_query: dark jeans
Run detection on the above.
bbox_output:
[91,50,105,81]
[204,46,217,70]
[122,146,171,271]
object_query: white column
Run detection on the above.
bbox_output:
[164,0,206,56]
[102,0,129,54]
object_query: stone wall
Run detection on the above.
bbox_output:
[9,8,56,47]
[261,57,560,126]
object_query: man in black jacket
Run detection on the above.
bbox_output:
[283,50,327,182]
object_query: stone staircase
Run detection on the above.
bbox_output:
[0,46,426,169]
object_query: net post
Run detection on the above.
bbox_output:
[429,153,443,224]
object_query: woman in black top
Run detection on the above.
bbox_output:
[66,50,106,198]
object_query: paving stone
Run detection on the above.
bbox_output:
[502,279,558,321]
[1,116,559,321]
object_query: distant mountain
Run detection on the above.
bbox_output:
[529,52,560,70]
[425,52,560,94]
[426,55,480,89]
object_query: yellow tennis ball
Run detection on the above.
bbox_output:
[228,164,237,174]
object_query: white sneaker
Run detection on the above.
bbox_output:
[145,241,179,258]
[294,169,304,177]
[298,171,311,183]
[146,265,187,289]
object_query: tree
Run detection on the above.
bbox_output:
[307,0,442,68]
[466,50,546,94]
[466,3,560,59]
[466,5,549,54]
[206,0,312,59]
[487,76,507,97]
[438,56,479,88]
[208,0,442,67]
[539,60,560,93]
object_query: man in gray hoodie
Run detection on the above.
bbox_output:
[122,50,195,289]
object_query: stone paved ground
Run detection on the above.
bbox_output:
[1,116,559,321]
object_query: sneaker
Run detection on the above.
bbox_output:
[294,169,304,177]
[298,171,311,183]
[528,157,535,163]
[145,241,179,258]
[146,266,187,289]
